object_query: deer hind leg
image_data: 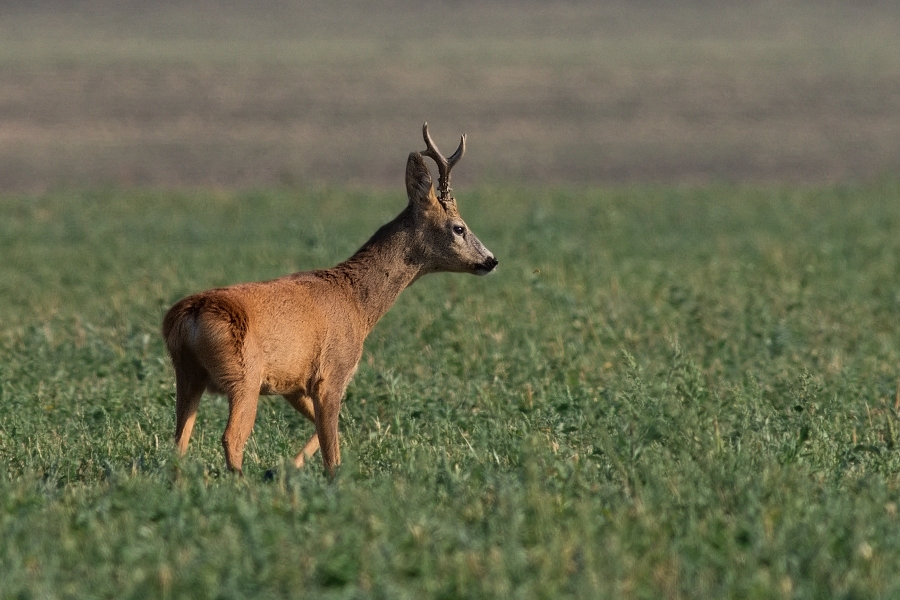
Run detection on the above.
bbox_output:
[173,358,209,456]
[221,380,261,474]
[283,392,320,468]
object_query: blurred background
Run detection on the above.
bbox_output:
[0,0,898,192]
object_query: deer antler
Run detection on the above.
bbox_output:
[421,122,466,205]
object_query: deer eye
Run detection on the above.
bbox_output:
[452,225,466,236]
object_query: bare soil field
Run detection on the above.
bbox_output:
[1,0,899,190]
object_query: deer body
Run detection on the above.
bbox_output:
[162,125,497,475]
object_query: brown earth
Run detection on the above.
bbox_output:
[0,0,898,191]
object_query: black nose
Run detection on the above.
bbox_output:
[484,256,498,270]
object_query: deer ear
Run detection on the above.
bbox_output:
[405,152,437,207]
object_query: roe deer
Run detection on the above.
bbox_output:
[162,123,497,475]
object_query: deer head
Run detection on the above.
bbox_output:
[404,122,498,276]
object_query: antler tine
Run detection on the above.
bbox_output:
[421,122,466,202]
[448,133,466,165]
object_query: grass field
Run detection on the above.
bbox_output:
[3,181,900,598]
[3,1,900,598]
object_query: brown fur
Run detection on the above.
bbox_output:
[162,129,497,475]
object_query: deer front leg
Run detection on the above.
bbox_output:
[283,392,320,468]
[295,435,321,469]
[312,384,343,477]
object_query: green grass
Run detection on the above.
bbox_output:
[3,182,900,598]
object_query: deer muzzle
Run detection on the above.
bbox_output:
[475,255,499,275]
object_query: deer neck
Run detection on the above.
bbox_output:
[327,212,425,332]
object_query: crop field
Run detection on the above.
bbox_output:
[2,0,900,190]
[3,1,900,599]
[3,183,900,598]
